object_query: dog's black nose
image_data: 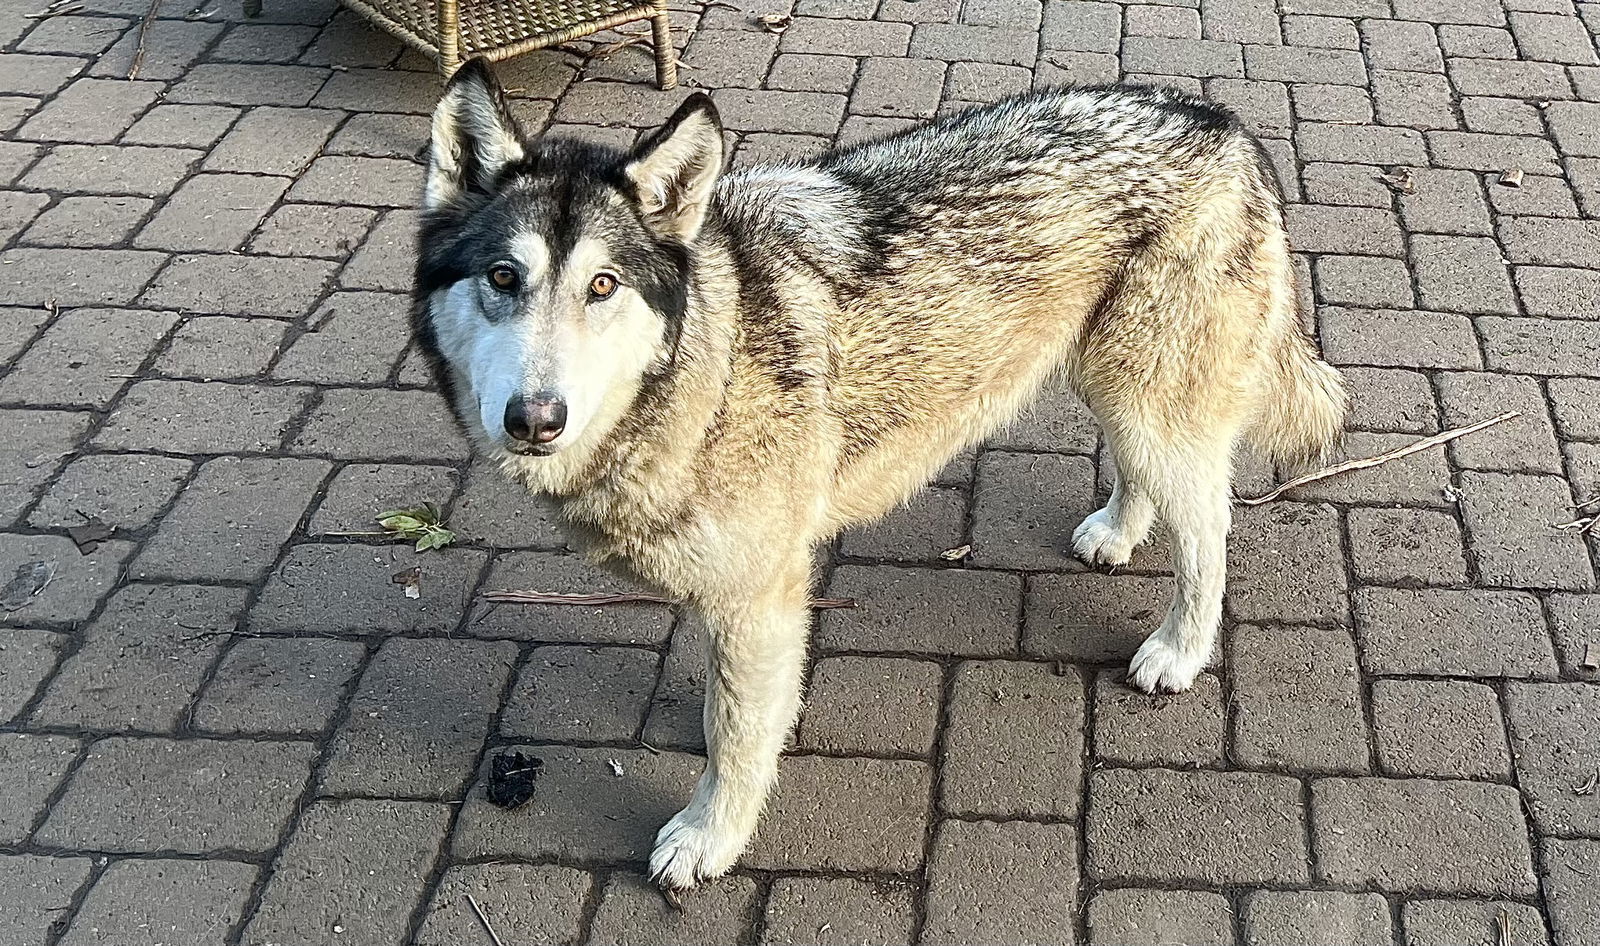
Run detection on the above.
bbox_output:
[504,394,566,444]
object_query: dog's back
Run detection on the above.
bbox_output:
[708,86,1339,530]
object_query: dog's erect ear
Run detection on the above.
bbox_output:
[625,93,724,241]
[425,58,525,210]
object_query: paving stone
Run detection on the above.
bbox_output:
[1372,679,1510,780]
[1502,682,1600,835]
[16,14,127,56]
[1449,58,1574,100]
[992,383,1099,454]
[37,737,314,853]
[1356,588,1556,676]
[0,248,169,308]
[1088,888,1233,945]
[20,144,206,201]
[640,621,706,750]
[154,315,288,379]
[820,565,1019,655]
[1287,203,1406,256]
[1088,768,1309,884]
[443,466,561,551]
[1245,891,1393,946]
[210,22,319,62]
[1459,471,1595,589]
[1122,35,1243,76]
[761,877,915,946]
[1511,11,1599,64]
[1246,45,1366,83]
[1208,78,1292,138]
[1040,0,1121,51]
[1025,572,1175,663]
[1226,502,1349,624]
[0,191,46,249]
[797,655,942,756]
[320,637,514,798]
[253,542,486,635]
[1315,255,1414,307]
[122,103,239,148]
[1478,317,1600,379]
[96,380,311,454]
[0,52,86,95]
[1549,377,1600,440]
[942,659,1083,817]
[0,733,77,843]
[194,636,366,735]
[0,304,48,366]
[851,56,943,119]
[1547,593,1600,678]
[923,820,1079,946]
[1428,131,1562,174]
[1319,307,1481,369]
[0,628,63,723]
[1343,367,1439,434]
[1411,235,1517,313]
[880,0,959,20]
[274,291,410,384]
[1231,624,1369,773]
[912,23,1040,65]
[416,864,591,946]
[706,88,848,135]
[0,307,177,408]
[89,19,224,81]
[1403,900,1551,946]
[1283,14,1359,47]
[588,873,758,946]
[18,195,153,248]
[1302,162,1392,207]
[0,533,132,625]
[1347,507,1471,587]
[134,173,289,252]
[30,582,245,734]
[134,456,328,582]
[205,106,343,175]
[745,755,931,871]
[969,451,1095,570]
[243,799,451,946]
[1543,839,1600,946]
[766,53,856,94]
[1437,372,1562,474]
[288,154,422,208]
[18,77,162,145]
[1373,68,1456,129]
[1490,174,1581,219]
[841,488,968,565]
[0,409,92,524]
[1440,23,1519,57]
[772,16,909,57]
[0,139,41,186]
[1361,19,1445,71]
[306,462,458,536]
[467,550,672,644]
[0,855,93,946]
[1203,0,1280,42]
[1464,97,1549,136]
[59,858,257,946]
[168,63,330,107]
[501,644,655,742]
[1093,671,1224,767]
[248,202,378,259]
[678,29,777,88]
[1399,168,1493,235]
[734,132,830,164]
[291,388,469,460]
[1298,123,1428,168]
[1312,778,1536,896]
[141,252,337,319]
[451,745,701,862]
[324,111,430,159]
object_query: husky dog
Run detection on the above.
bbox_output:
[414,60,1346,888]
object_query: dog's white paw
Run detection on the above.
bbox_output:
[1127,634,1205,694]
[648,806,743,890]
[1072,507,1136,567]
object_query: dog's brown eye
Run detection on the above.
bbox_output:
[590,273,618,300]
[488,266,519,292]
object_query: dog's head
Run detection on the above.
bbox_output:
[413,59,724,459]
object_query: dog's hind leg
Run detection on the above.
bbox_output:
[1116,428,1235,694]
[649,563,810,889]
[1072,427,1158,567]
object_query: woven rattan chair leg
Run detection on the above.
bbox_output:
[651,9,676,90]
[437,0,461,75]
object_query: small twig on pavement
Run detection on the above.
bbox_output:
[1238,411,1521,506]
[466,895,506,946]
[128,0,162,80]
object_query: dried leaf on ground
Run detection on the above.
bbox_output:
[941,544,972,561]
[1,561,55,611]
[486,751,543,809]
[391,565,422,599]
[1498,168,1524,188]
[65,517,114,555]
[756,12,790,32]
[1379,167,1417,195]
[372,502,457,551]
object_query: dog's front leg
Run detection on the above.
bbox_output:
[649,574,809,889]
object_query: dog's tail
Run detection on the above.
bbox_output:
[1248,329,1348,471]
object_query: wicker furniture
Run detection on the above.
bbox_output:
[250,0,676,88]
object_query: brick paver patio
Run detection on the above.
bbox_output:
[2,0,1599,942]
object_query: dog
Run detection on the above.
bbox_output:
[412,59,1347,889]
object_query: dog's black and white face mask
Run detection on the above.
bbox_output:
[414,60,723,458]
